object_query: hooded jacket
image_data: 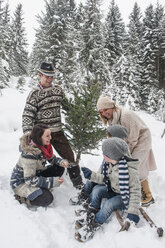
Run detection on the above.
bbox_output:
[10,133,62,201]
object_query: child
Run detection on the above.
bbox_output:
[75,137,141,242]
[70,125,129,208]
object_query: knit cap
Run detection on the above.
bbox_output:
[107,125,128,139]
[97,95,115,111]
[102,137,129,161]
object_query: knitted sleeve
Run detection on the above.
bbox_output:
[22,158,55,189]
[90,171,104,185]
[127,160,141,216]
[22,90,38,134]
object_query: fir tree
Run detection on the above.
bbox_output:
[140,4,159,110]
[104,0,126,67]
[9,3,28,77]
[0,0,9,88]
[111,54,141,110]
[78,0,110,90]
[30,0,78,88]
[62,84,105,163]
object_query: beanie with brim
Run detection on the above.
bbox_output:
[107,125,128,139]
[102,137,129,161]
[37,62,55,76]
[97,95,115,111]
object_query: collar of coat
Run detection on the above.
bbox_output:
[19,133,41,156]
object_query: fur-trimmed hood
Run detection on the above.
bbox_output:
[19,133,41,156]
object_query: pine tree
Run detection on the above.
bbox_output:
[78,0,110,90]
[104,0,126,67]
[140,4,159,110]
[154,2,165,89]
[62,84,105,163]
[111,54,141,110]
[0,0,9,88]
[30,0,78,88]
[9,3,28,77]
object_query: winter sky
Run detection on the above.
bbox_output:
[8,0,165,51]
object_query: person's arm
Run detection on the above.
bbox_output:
[127,160,141,217]
[89,171,104,184]
[121,111,141,153]
[22,90,38,133]
[22,158,61,188]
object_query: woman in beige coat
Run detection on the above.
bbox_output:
[96,94,157,207]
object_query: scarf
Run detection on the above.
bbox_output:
[38,144,53,159]
[118,156,129,210]
[102,161,111,192]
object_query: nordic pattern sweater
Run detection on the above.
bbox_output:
[22,84,63,133]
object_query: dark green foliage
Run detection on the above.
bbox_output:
[62,84,105,163]
[9,3,28,77]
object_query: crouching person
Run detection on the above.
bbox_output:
[75,137,141,242]
[10,124,68,208]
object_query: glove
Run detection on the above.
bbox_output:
[127,213,140,224]
[81,167,92,179]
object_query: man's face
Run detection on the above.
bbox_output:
[39,73,54,88]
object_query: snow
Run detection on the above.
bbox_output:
[0,82,165,248]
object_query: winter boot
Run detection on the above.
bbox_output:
[69,189,89,205]
[75,214,101,242]
[75,201,90,217]
[75,206,98,229]
[14,194,32,207]
[141,179,155,207]
[67,164,84,190]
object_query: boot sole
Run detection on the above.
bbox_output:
[141,198,155,207]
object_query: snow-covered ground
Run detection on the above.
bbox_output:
[0,82,165,248]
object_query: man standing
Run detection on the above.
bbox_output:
[22,62,83,189]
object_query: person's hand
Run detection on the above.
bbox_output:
[81,167,92,179]
[126,213,140,224]
[58,177,64,184]
[61,159,69,168]
[53,177,64,187]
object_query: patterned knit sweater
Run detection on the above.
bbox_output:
[22,84,63,133]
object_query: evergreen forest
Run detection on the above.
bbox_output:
[0,0,165,118]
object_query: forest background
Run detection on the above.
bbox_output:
[0,0,165,120]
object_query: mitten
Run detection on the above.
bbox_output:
[127,213,140,224]
[81,167,92,179]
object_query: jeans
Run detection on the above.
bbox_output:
[95,195,125,224]
[83,180,97,195]
[84,181,115,210]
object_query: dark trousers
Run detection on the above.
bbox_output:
[30,164,65,207]
[51,131,75,163]
[51,131,83,188]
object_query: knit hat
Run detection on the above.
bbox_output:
[107,125,128,139]
[102,137,129,161]
[37,62,55,76]
[97,95,115,111]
